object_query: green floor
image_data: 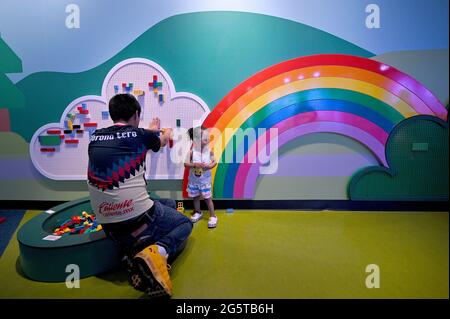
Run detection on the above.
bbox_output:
[0,210,448,298]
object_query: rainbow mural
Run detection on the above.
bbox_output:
[183,54,448,199]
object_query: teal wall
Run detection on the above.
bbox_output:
[0,11,448,201]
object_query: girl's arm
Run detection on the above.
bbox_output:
[203,151,217,170]
[184,150,201,168]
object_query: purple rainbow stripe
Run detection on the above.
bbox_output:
[272,111,389,144]
[233,120,387,198]
[268,154,378,176]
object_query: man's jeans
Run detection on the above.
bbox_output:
[108,199,193,263]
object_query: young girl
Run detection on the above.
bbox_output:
[184,127,217,228]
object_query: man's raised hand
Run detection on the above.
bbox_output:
[149,118,161,132]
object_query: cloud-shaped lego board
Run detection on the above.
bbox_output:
[348,115,449,201]
[30,58,210,180]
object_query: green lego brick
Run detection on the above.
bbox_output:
[38,135,61,146]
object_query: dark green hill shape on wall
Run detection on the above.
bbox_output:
[0,35,25,110]
[11,11,373,141]
[348,116,449,201]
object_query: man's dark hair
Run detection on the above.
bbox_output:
[108,94,141,122]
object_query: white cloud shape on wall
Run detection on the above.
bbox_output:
[30,58,209,180]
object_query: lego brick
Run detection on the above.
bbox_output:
[46,129,61,135]
[102,111,109,117]
[81,103,87,109]
[122,83,127,88]
[72,125,81,129]
[153,75,157,82]
[40,147,56,152]
[65,139,79,144]
[79,109,89,114]
[76,129,84,134]
[63,130,72,134]
[38,135,61,146]
[159,94,164,103]
[83,122,98,127]
[59,135,65,139]
[176,119,181,127]
[133,89,145,96]
[148,81,162,88]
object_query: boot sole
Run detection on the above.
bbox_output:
[129,257,171,298]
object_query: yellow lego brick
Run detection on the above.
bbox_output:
[133,89,145,96]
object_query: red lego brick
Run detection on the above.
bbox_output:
[47,129,62,134]
[65,139,79,144]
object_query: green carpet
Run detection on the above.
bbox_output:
[0,210,448,298]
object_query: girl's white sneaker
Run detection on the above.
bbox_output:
[190,211,203,223]
[208,216,218,228]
